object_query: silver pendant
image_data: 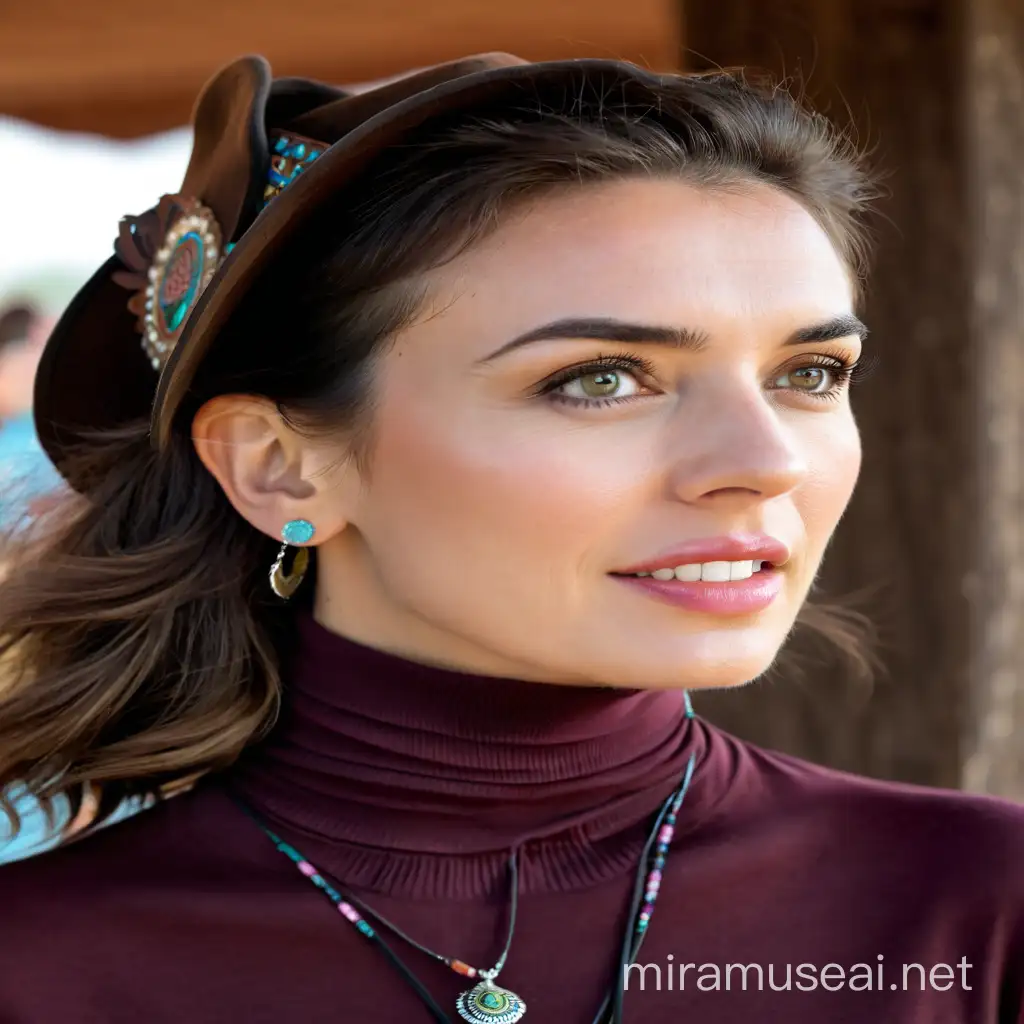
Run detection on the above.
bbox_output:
[455,980,527,1023]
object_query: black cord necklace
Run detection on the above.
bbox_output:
[347,850,524,1022]
[240,699,697,1024]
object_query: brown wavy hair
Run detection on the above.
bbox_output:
[0,68,879,836]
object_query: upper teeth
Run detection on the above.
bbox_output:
[637,560,767,582]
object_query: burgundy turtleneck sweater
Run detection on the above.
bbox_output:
[2,615,1024,1023]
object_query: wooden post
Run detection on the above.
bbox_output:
[962,0,1024,798]
[681,0,1018,792]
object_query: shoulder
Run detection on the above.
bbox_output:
[728,731,1024,898]
[0,783,277,967]
[0,783,254,903]
[0,784,277,998]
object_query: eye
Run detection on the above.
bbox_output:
[770,355,858,399]
[556,368,644,402]
[537,352,659,409]
[774,365,833,393]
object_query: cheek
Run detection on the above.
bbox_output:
[797,411,862,550]
[361,403,649,566]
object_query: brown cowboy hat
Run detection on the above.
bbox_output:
[34,52,677,491]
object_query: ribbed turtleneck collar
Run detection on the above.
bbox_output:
[227,614,726,898]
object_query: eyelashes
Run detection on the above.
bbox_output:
[535,352,658,407]
[846,352,879,386]
[534,348,874,410]
[769,349,876,403]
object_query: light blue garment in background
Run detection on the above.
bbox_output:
[0,787,151,864]
[0,412,62,528]
[0,414,145,862]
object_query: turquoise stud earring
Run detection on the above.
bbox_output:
[281,519,315,546]
[270,519,316,599]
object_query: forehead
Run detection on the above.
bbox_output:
[423,178,854,334]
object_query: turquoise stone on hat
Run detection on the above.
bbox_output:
[281,519,315,545]
[263,133,326,207]
[158,231,204,333]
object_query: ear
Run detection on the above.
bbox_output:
[191,394,354,543]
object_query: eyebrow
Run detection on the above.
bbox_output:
[479,313,868,362]
[789,314,868,345]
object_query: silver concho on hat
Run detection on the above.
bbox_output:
[141,199,223,370]
[113,194,225,373]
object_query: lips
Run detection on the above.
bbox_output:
[614,534,791,579]
[615,567,785,615]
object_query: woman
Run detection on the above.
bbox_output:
[0,53,1021,1024]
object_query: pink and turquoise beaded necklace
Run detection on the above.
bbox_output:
[242,694,697,1024]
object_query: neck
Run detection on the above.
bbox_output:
[228,613,715,897]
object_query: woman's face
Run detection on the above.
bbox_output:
[315,178,864,687]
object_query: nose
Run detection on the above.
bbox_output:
[665,379,808,508]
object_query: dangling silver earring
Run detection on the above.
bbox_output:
[269,519,315,600]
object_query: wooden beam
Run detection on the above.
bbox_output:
[683,0,975,789]
[0,0,680,136]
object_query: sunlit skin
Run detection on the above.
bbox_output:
[195,178,864,689]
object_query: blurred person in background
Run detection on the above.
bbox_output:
[0,53,1023,1024]
[0,303,81,860]
[0,304,62,529]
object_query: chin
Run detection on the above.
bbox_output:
[574,629,789,691]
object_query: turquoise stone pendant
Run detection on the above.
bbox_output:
[455,980,526,1023]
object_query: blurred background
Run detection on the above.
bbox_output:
[1,0,1022,797]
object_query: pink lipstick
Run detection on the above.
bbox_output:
[612,534,790,616]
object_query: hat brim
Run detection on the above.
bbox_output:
[34,255,158,463]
